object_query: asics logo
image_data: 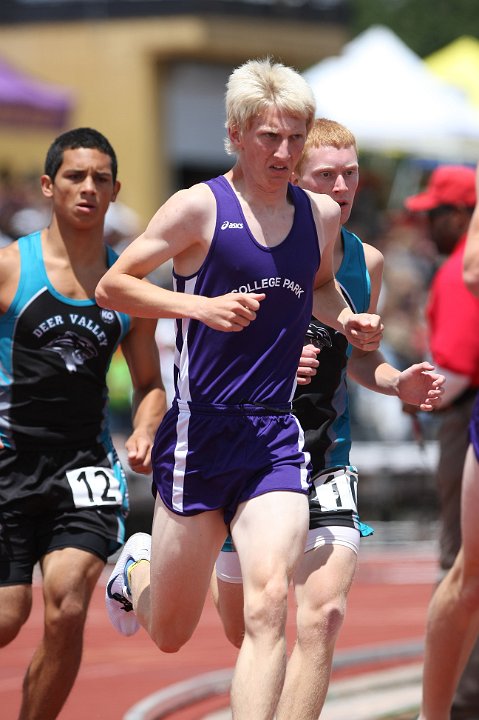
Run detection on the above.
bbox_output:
[221,220,243,230]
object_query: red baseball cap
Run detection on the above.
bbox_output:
[405,165,476,212]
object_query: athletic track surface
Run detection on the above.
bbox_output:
[0,543,437,719]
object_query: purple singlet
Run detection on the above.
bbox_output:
[172,175,320,405]
[152,176,321,521]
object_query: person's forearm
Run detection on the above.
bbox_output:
[96,273,204,320]
[131,385,167,438]
[348,352,400,395]
[312,279,351,333]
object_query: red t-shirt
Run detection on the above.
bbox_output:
[427,234,479,386]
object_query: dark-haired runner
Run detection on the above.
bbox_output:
[0,127,165,720]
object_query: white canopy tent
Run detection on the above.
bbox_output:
[302,26,479,162]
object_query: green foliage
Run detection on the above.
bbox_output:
[351,0,479,57]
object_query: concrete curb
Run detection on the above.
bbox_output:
[123,668,233,720]
[320,663,421,720]
[203,664,421,720]
[123,640,423,719]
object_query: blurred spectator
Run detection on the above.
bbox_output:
[348,209,435,441]
[378,214,432,365]
[107,347,134,435]
[405,164,479,719]
[104,200,141,252]
[102,202,177,427]
[0,168,50,240]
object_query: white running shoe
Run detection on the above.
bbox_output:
[105,532,151,636]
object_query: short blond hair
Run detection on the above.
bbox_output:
[224,57,316,155]
[295,118,357,176]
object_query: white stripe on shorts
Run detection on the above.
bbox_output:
[292,413,311,491]
[171,402,191,513]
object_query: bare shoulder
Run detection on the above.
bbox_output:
[304,191,341,251]
[114,181,218,279]
[184,180,216,207]
[362,242,384,273]
[363,242,384,312]
[143,181,216,249]
[0,242,21,313]
[305,189,340,219]
[153,182,215,226]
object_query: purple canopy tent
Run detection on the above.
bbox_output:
[0,57,72,130]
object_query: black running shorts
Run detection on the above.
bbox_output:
[0,442,129,585]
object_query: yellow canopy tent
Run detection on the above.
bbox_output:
[426,36,479,111]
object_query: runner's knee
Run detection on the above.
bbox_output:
[44,590,90,639]
[0,602,31,646]
[149,612,197,653]
[297,597,346,644]
[243,578,289,637]
[0,586,32,647]
[150,627,192,653]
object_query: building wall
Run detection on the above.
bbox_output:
[0,14,347,223]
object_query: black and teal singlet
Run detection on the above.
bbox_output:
[293,227,370,473]
[0,232,131,451]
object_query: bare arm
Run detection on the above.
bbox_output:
[96,184,264,331]
[463,162,479,296]
[120,318,166,474]
[349,356,445,411]
[347,244,444,411]
[308,193,383,351]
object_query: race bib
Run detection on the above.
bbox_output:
[312,467,358,513]
[66,465,122,508]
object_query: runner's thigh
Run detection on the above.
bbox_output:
[149,494,226,628]
[231,490,309,588]
[41,546,105,605]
